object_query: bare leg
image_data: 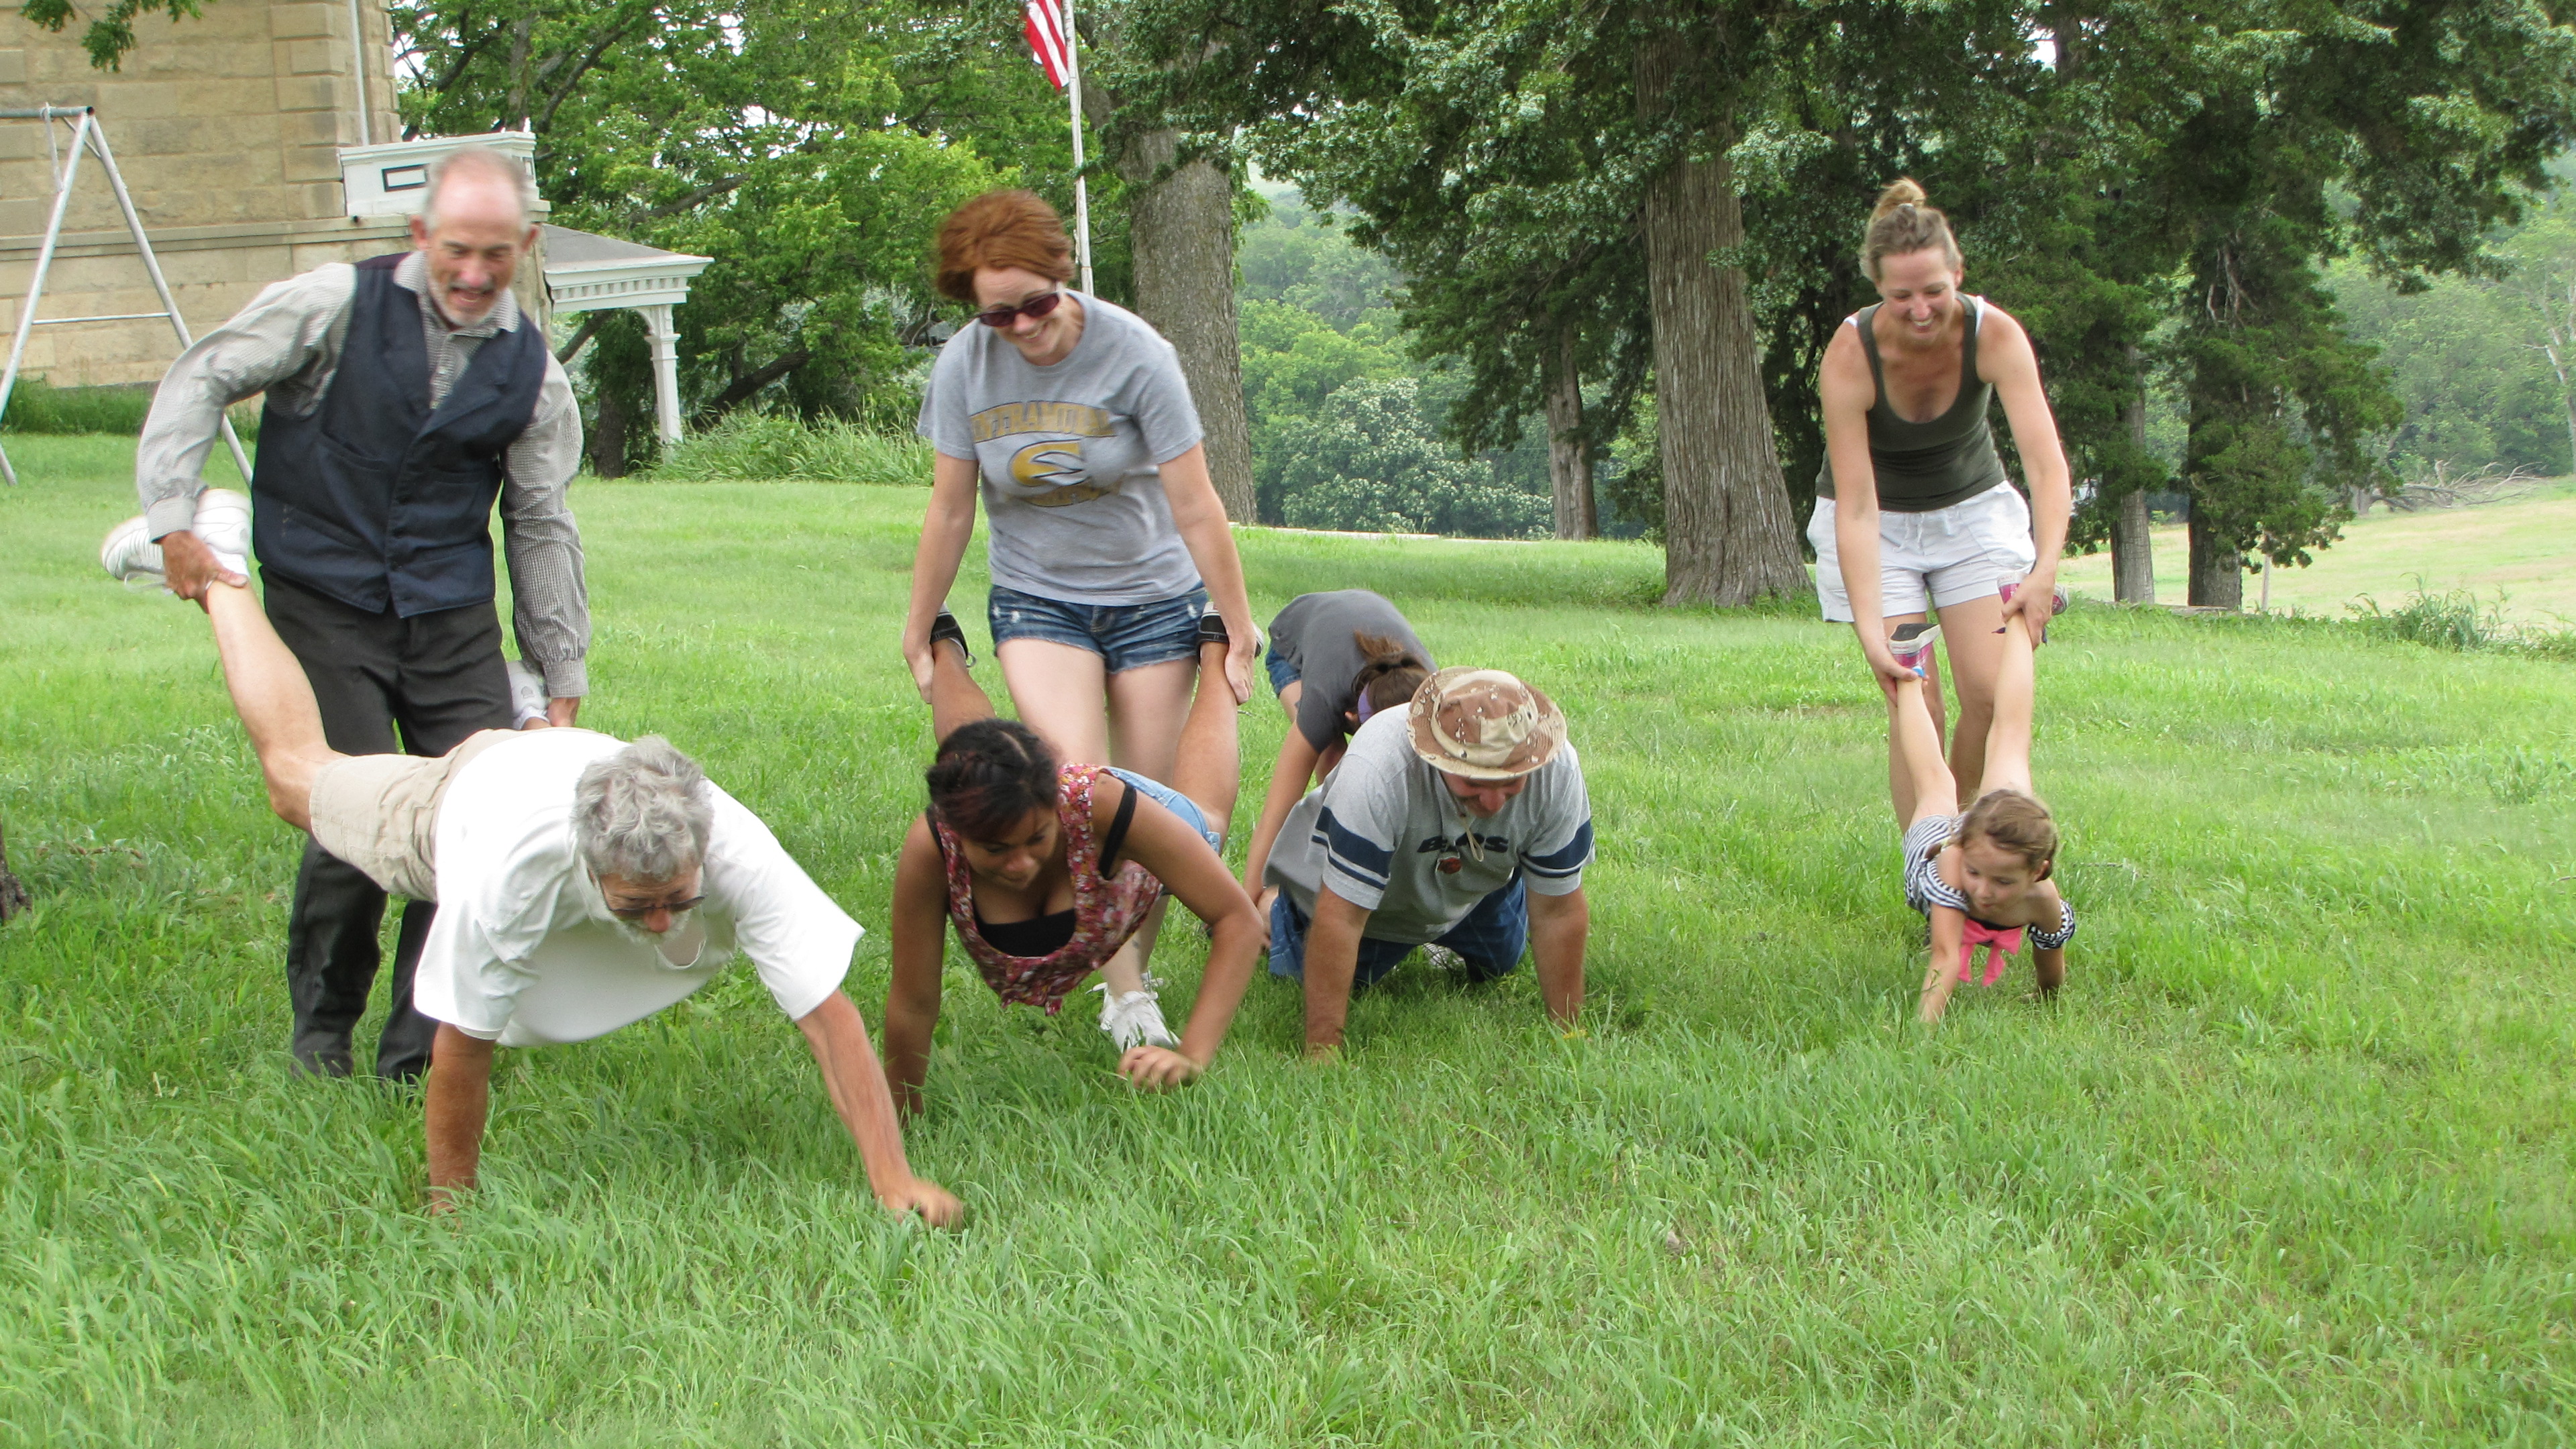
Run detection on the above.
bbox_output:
[1931,592,2006,797]
[1880,609,1944,823]
[924,635,998,745]
[1102,656,1199,980]
[996,639,1113,765]
[1275,678,1303,729]
[202,581,341,831]
[1888,669,1960,830]
[1166,639,1242,838]
[1978,616,2037,798]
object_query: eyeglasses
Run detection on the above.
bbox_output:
[606,894,704,922]
[975,290,1065,329]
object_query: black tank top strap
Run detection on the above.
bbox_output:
[1956,295,1982,406]
[1095,775,1142,873]
[1855,304,1890,415]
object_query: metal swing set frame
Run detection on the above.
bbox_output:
[0,105,251,486]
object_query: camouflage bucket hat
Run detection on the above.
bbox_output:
[1405,667,1566,781]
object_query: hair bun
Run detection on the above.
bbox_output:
[1872,177,1929,220]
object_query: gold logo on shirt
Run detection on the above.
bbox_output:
[1010,439,1114,505]
[969,401,1114,443]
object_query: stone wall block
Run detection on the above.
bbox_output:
[0,50,28,86]
[284,39,344,76]
[282,144,341,184]
[274,75,346,113]
[270,3,346,40]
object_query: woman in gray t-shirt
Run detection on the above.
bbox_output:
[900,190,1258,1045]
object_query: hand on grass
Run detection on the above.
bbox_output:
[1118,1045,1203,1090]
[880,1175,964,1229]
[162,530,245,602]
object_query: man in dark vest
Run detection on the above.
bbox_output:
[121,146,589,1082]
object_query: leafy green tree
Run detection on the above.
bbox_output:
[19,0,200,70]
[392,0,1081,471]
[1271,376,1549,537]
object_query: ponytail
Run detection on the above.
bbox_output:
[1348,629,1431,726]
[926,718,1060,839]
[1861,177,1962,280]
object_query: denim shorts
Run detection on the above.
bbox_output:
[1267,875,1529,989]
[1104,767,1224,852]
[987,584,1208,675]
[1265,647,1301,699]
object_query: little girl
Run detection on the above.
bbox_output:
[1886,608,2076,1023]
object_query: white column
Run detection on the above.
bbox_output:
[640,303,682,446]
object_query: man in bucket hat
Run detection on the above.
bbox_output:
[1263,667,1594,1054]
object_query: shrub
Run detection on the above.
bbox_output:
[2,378,154,435]
[647,412,932,484]
[2353,582,2576,659]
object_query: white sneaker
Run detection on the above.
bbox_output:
[506,658,549,728]
[1095,977,1179,1051]
[1424,945,1466,972]
[101,488,252,586]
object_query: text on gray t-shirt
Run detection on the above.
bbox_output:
[918,292,1205,605]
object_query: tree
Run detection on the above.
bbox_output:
[1271,376,1549,537]
[20,0,201,70]
[392,0,1079,468]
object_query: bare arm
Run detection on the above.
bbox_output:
[881,818,951,1116]
[1159,443,1257,704]
[1102,782,1265,1087]
[794,991,963,1228]
[901,451,983,694]
[425,1022,496,1213]
[1821,325,1913,684]
[1526,886,1588,1029]
[1978,306,2072,636]
[1301,885,1373,1057]
[1240,729,1325,898]
[1918,906,1969,1025]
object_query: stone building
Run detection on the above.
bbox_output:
[0,0,414,387]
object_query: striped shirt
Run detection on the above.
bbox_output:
[1265,709,1593,945]
[136,251,590,696]
[1900,813,2077,947]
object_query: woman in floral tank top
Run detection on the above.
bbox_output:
[879,623,1265,1111]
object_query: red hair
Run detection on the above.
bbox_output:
[934,191,1075,303]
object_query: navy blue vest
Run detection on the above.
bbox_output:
[250,253,548,617]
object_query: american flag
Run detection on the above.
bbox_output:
[1024,0,1075,90]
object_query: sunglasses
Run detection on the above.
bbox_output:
[606,894,704,922]
[975,290,1065,329]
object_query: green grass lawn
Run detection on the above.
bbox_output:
[2059,478,2576,625]
[3,436,2573,1446]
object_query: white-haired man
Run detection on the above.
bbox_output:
[1263,667,1595,1055]
[101,545,960,1226]
[103,148,588,1083]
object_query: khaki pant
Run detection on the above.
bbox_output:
[306,729,519,901]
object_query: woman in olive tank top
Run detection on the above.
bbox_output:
[1813,179,2073,820]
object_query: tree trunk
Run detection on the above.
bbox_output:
[0,823,29,924]
[1635,35,1809,606]
[1112,127,1260,523]
[2112,380,2154,604]
[2186,508,2243,609]
[2111,489,2155,604]
[589,387,632,478]
[1544,326,1597,539]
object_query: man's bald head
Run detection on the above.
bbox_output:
[407,148,540,327]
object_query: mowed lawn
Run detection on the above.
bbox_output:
[2,435,2573,1447]
[2059,478,2576,625]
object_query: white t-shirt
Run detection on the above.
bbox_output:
[413,730,859,1046]
[1263,710,1593,945]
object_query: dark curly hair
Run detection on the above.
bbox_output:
[927,718,1061,840]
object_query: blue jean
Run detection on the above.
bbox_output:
[987,584,1207,675]
[1265,647,1301,699]
[1267,875,1529,989]
[1104,767,1224,851]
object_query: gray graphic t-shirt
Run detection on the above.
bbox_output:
[918,292,1206,604]
[1265,711,1594,945]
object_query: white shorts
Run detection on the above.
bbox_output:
[1808,482,2037,623]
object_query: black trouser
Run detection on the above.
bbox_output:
[262,571,514,1081]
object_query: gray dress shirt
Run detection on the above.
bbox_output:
[137,250,590,697]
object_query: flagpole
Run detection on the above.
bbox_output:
[1063,0,1094,294]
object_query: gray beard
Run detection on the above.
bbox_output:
[610,908,696,954]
